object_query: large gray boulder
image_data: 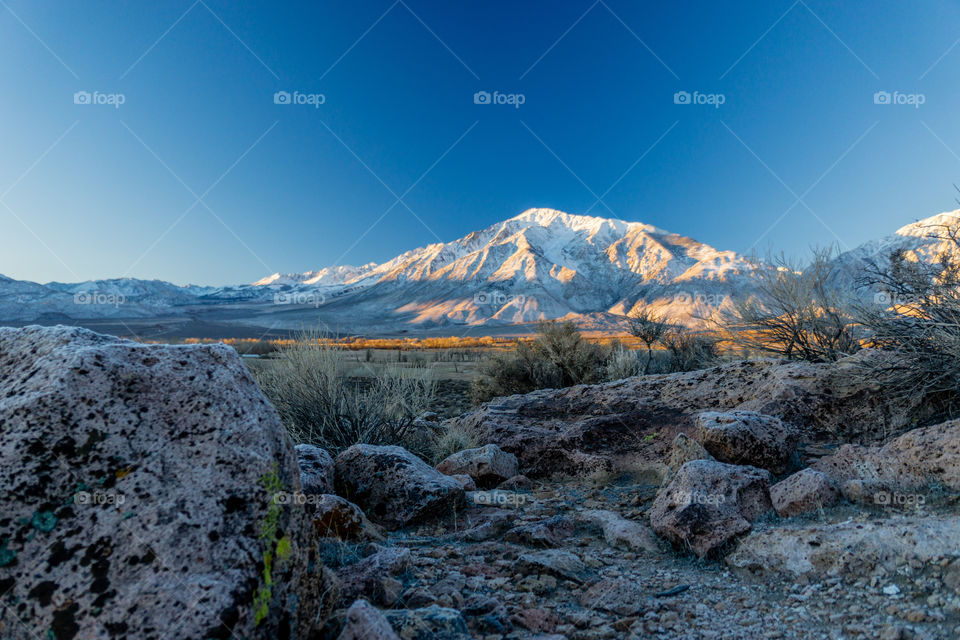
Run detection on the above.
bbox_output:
[812,419,960,501]
[649,460,774,557]
[334,445,465,530]
[0,326,330,639]
[727,516,960,583]
[770,468,840,516]
[695,410,799,474]
[435,444,519,488]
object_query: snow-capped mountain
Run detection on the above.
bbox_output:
[243,208,755,328]
[3,207,959,335]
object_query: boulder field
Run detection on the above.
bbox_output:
[3,326,960,639]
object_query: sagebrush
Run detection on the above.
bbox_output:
[251,332,437,458]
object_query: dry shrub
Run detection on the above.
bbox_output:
[854,226,960,419]
[433,425,479,464]
[471,320,615,404]
[251,331,437,457]
[662,328,720,372]
[724,247,860,362]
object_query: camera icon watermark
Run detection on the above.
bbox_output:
[473,90,525,108]
[273,291,326,307]
[873,91,925,108]
[73,90,126,109]
[73,291,126,308]
[673,90,725,108]
[274,90,325,108]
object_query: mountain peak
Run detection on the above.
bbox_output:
[896,209,960,238]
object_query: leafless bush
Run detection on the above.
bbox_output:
[628,308,669,374]
[251,331,437,457]
[724,247,860,362]
[854,225,960,418]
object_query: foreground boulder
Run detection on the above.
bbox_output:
[297,443,336,495]
[649,460,774,557]
[335,445,466,530]
[727,516,960,582]
[0,326,328,639]
[696,410,799,474]
[435,444,519,488]
[449,355,916,479]
[812,419,960,501]
[770,468,840,517]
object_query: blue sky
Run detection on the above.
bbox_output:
[2,0,959,285]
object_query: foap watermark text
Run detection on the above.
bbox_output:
[274,90,326,108]
[474,90,525,108]
[74,91,126,109]
[674,91,725,108]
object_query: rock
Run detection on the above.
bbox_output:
[579,510,662,554]
[695,410,799,474]
[812,419,960,501]
[517,549,591,583]
[337,599,400,640]
[335,444,466,530]
[727,516,960,583]
[297,443,336,495]
[383,605,471,640]
[447,355,918,478]
[0,326,329,638]
[510,607,560,633]
[337,547,412,607]
[770,468,840,517]
[435,444,519,489]
[579,578,649,615]
[449,474,476,491]
[312,494,385,541]
[662,433,714,485]
[649,460,774,557]
[461,595,511,635]
[452,508,516,542]
[498,474,534,491]
[504,515,574,547]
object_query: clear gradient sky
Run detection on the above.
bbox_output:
[2,1,959,285]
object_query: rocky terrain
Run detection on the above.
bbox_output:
[2,325,959,639]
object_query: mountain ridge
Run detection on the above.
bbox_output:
[2,207,959,333]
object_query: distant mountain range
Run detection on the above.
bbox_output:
[2,207,959,336]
